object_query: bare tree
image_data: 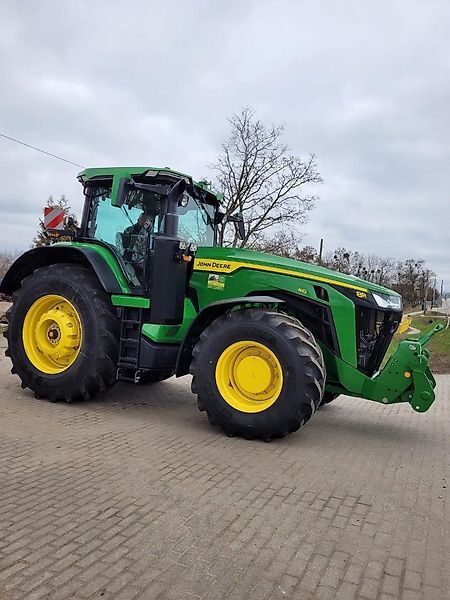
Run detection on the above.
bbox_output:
[253,231,320,264]
[253,230,303,258]
[394,259,428,306]
[349,251,366,277]
[0,250,17,280]
[291,243,439,308]
[296,245,319,264]
[375,257,396,287]
[0,250,19,300]
[213,107,321,247]
[322,247,352,274]
[245,231,441,307]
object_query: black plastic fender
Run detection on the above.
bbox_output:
[175,295,284,377]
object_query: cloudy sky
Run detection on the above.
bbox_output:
[1,0,449,288]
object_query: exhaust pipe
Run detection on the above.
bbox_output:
[162,179,186,237]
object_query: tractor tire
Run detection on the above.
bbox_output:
[4,264,119,402]
[138,370,174,384]
[319,392,339,407]
[190,309,325,441]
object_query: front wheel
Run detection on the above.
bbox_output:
[4,264,119,402]
[190,309,325,441]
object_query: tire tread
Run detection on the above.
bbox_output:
[190,309,325,441]
[3,263,119,402]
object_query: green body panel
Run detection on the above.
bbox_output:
[56,241,131,293]
[141,299,197,344]
[191,261,361,364]
[111,295,150,309]
[192,246,399,296]
[189,246,400,368]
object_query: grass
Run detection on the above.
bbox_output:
[384,314,450,373]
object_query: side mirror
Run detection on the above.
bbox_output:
[214,210,225,225]
[234,219,245,241]
[227,213,245,241]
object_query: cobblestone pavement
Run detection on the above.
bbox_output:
[0,334,449,600]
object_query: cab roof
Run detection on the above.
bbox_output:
[78,165,190,181]
[77,166,222,205]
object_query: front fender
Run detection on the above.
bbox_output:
[175,295,284,377]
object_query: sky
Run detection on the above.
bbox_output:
[0,0,449,289]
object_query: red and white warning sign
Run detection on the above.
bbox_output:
[44,206,65,230]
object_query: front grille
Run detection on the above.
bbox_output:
[356,307,402,375]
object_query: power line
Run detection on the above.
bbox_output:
[0,132,85,169]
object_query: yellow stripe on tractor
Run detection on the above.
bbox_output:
[193,258,368,293]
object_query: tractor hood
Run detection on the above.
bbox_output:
[195,246,401,299]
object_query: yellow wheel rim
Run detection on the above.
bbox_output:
[22,295,82,374]
[215,340,283,413]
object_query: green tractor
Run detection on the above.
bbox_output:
[0,166,442,440]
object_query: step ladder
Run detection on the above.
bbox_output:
[117,307,144,383]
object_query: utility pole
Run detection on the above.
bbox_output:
[422,270,426,314]
[318,238,323,266]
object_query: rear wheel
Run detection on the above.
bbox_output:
[319,392,339,407]
[190,309,325,441]
[4,264,119,402]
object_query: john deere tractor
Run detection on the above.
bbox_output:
[0,167,442,440]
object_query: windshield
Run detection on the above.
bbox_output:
[177,193,215,246]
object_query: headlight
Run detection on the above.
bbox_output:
[372,292,402,310]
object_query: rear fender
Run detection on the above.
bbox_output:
[0,245,127,296]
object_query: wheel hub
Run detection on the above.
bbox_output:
[47,326,60,342]
[22,295,82,374]
[215,341,283,413]
[235,354,274,395]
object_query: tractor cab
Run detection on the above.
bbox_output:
[78,167,220,290]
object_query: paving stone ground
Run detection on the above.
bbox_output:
[0,333,449,600]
